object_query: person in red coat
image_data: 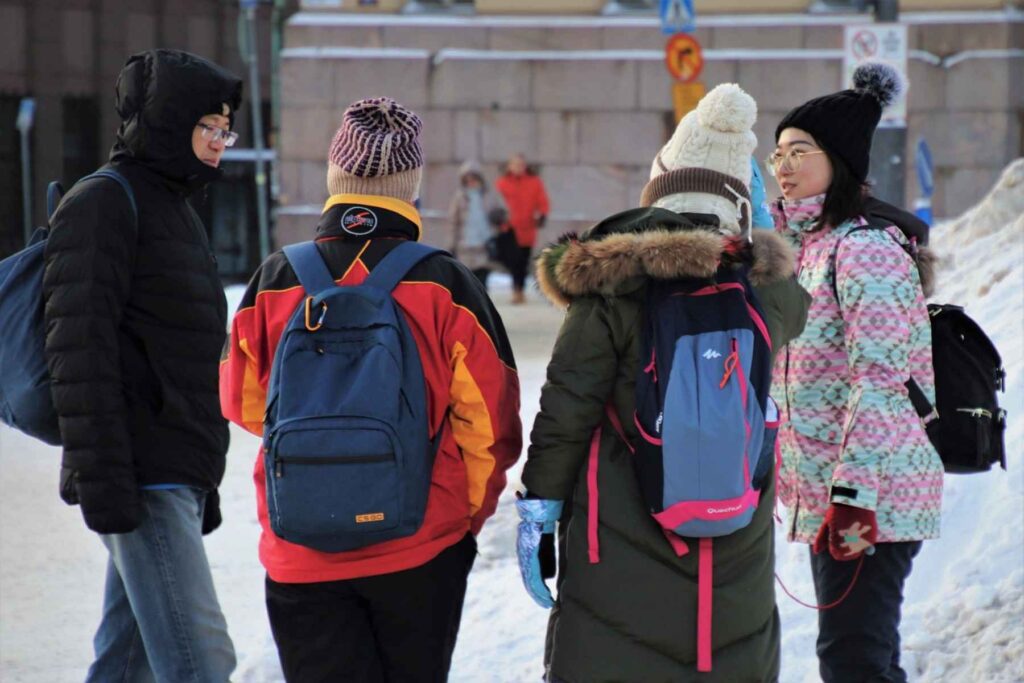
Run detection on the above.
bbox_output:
[495,153,550,304]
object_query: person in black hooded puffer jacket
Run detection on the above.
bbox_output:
[42,49,240,682]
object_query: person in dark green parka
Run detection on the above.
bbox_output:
[517,84,810,683]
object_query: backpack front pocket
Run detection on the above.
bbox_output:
[656,329,764,537]
[266,417,403,552]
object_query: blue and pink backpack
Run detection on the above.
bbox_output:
[588,258,779,673]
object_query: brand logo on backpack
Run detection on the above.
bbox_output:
[355,513,385,524]
[702,348,722,360]
[341,206,378,236]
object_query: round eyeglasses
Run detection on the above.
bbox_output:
[196,123,239,147]
[765,148,825,176]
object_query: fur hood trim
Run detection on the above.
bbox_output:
[536,229,795,308]
[917,245,937,298]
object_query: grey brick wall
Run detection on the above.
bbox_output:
[277,13,1023,250]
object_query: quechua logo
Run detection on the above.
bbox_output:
[341,206,379,236]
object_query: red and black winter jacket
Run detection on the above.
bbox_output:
[220,194,522,583]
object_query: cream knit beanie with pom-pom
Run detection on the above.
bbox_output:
[640,83,758,234]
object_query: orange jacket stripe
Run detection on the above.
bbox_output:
[449,340,496,518]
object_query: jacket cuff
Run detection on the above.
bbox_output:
[830,464,878,511]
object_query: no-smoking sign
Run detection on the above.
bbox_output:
[851,30,878,60]
[844,24,908,127]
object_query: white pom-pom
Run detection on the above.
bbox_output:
[852,61,904,109]
[696,83,757,134]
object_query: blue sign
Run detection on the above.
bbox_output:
[915,137,934,199]
[660,0,696,35]
[15,98,35,132]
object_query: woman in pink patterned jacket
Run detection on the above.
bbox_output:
[769,63,943,683]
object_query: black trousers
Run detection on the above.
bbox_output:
[266,534,477,683]
[810,541,922,683]
[508,245,532,291]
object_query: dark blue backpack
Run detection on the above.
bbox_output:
[0,170,136,445]
[264,240,445,552]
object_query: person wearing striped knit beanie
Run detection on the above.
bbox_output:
[221,95,523,682]
[326,96,424,203]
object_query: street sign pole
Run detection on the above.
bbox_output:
[16,98,35,245]
[662,2,703,124]
[870,0,906,208]
[240,0,272,260]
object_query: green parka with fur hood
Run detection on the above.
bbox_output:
[523,207,810,683]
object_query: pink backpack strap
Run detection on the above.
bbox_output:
[587,424,601,564]
[662,529,690,557]
[697,537,714,672]
[605,404,634,454]
[587,405,635,565]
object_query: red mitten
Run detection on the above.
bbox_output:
[812,504,878,561]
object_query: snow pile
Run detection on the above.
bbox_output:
[901,158,1024,683]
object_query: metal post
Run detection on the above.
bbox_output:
[269,0,285,204]
[241,0,272,260]
[16,98,36,244]
[869,0,906,207]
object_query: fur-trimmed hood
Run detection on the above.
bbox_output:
[535,208,796,308]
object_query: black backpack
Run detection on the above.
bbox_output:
[830,205,1007,474]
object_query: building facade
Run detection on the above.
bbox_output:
[276,0,1022,251]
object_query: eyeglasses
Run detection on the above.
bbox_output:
[196,123,238,147]
[765,149,825,176]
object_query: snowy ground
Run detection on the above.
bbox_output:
[2,163,1022,681]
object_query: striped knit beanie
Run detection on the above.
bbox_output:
[327,97,423,203]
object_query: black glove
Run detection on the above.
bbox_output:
[539,531,556,579]
[68,471,143,534]
[536,214,547,229]
[202,489,223,535]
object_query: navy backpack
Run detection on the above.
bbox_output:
[263,240,445,552]
[0,170,136,445]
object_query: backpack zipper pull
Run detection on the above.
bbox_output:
[643,348,658,383]
[719,339,740,389]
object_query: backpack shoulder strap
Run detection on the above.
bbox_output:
[80,170,138,226]
[829,223,914,305]
[283,241,338,297]
[364,241,442,293]
[46,181,65,219]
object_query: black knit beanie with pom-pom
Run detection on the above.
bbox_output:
[775,61,904,182]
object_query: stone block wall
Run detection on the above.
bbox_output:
[277,12,1023,250]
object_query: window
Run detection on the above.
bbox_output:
[403,0,474,14]
[603,0,656,13]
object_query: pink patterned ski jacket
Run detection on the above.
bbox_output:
[772,194,942,543]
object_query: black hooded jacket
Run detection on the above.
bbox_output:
[42,50,242,534]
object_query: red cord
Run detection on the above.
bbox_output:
[775,554,865,610]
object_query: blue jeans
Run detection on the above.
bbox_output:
[85,488,236,683]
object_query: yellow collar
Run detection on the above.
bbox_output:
[322,194,422,238]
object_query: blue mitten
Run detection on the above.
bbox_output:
[515,496,564,609]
